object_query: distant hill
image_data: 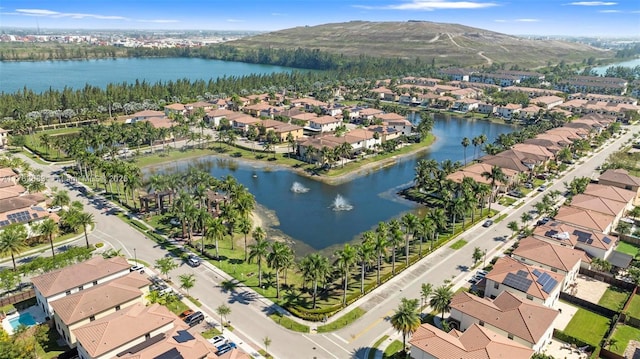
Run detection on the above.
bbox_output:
[229,21,613,68]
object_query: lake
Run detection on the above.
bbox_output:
[0,57,304,94]
[592,58,640,76]
[145,115,515,255]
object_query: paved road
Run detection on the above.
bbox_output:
[6,125,637,359]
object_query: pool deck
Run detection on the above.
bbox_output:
[1,305,47,335]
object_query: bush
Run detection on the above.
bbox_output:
[95,242,104,248]
[553,329,594,351]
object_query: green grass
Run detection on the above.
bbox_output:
[494,213,508,223]
[200,327,222,339]
[317,307,365,333]
[384,340,404,359]
[186,295,202,307]
[369,335,389,359]
[268,312,309,333]
[625,295,640,319]
[36,326,69,359]
[165,298,190,315]
[615,241,640,257]
[610,325,640,355]
[498,196,517,206]
[563,309,610,346]
[449,239,467,250]
[598,287,630,312]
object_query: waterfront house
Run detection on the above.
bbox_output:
[495,103,522,119]
[533,221,616,260]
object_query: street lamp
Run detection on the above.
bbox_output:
[134,248,137,265]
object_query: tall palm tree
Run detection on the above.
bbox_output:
[402,213,418,266]
[267,242,291,299]
[390,298,421,355]
[238,216,252,261]
[51,189,70,208]
[430,285,454,319]
[481,165,507,214]
[77,212,94,249]
[461,137,470,165]
[420,283,433,310]
[248,232,269,287]
[334,243,357,306]
[389,226,403,275]
[0,223,27,271]
[373,222,389,285]
[37,218,59,259]
[299,253,330,309]
[206,217,226,259]
[356,232,376,294]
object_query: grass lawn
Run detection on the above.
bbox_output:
[498,196,517,206]
[598,287,630,312]
[200,326,222,339]
[165,298,190,315]
[317,307,365,333]
[383,340,404,359]
[563,309,610,346]
[369,335,389,359]
[626,295,640,319]
[449,239,467,250]
[610,325,640,355]
[268,312,310,333]
[615,241,640,257]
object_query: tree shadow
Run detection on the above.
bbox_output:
[457,264,469,272]
[352,347,375,359]
[227,289,257,305]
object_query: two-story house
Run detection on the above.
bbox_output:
[533,221,616,260]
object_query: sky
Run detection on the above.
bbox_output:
[0,0,639,37]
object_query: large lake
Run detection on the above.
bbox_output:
[146,115,515,255]
[592,58,640,75]
[0,57,304,93]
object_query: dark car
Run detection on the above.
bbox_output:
[482,220,493,228]
[183,311,204,327]
[216,342,237,355]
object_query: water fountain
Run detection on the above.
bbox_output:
[331,194,353,211]
[291,182,310,193]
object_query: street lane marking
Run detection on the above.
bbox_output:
[331,332,349,344]
[322,334,352,355]
[350,310,393,343]
[302,334,339,359]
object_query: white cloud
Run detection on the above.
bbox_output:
[516,18,540,22]
[494,19,507,22]
[354,0,498,11]
[226,19,245,23]
[14,8,127,20]
[271,12,286,16]
[599,9,621,12]
[138,19,179,23]
[567,1,616,6]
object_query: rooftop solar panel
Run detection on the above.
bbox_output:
[532,269,542,277]
[516,270,529,277]
[542,278,558,294]
[503,272,533,292]
[603,237,612,244]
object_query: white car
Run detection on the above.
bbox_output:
[48,206,62,213]
[208,335,227,346]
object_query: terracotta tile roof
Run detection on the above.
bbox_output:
[51,272,149,325]
[206,109,235,118]
[479,155,529,173]
[486,257,564,301]
[144,116,172,129]
[233,116,260,125]
[310,115,340,125]
[118,317,218,359]
[569,193,627,217]
[32,256,131,297]
[409,322,534,359]
[450,290,558,345]
[0,168,17,178]
[217,349,253,359]
[164,103,185,111]
[554,206,615,232]
[511,144,555,160]
[584,183,636,203]
[359,108,384,116]
[533,221,614,250]
[0,184,25,200]
[272,123,303,133]
[73,303,177,358]
[376,113,405,122]
[599,169,640,188]
[291,112,319,121]
[130,110,165,118]
[512,237,590,271]
[0,193,46,214]
[346,128,376,141]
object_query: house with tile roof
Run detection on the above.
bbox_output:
[599,169,640,192]
[495,103,522,119]
[483,256,563,307]
[512,237,590,291]
[51,272,150,347]
[409,322,534,359]
[569,194,628,223]
[554,206,615,233]
[449,291,559,351]
[73,303,218,359]
[533,221,616,260]
[446,163,519,192]
[584,183,637,206]
[308,115,342,133]
[32,256,131,317]
[205,109,236,127]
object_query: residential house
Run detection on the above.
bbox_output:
[510,144,555,163]
[483,256,563,307]
[583,183,636,209]
[291,112,319,127]
[31,256,132,317]
[449,291,558,352]
[531,96,564,110]
[270,123,304,142]
[409,323,534,359]
[184,101,214,114]
[479,155,529,174]
[0,128,8,148]
[231,115,260,133]
[126,110,172,129]
[511,237,589,291]
[495,103,522,119]
[446,163,518,192]
[568,93,637,105]
[376,113,412,136]
[502,86,563,98]
[368,125,401,142]
[163,103,186,117]
[477,102,495,115]
[439,68,473,82]
[205,109,236,127]
[553,206,615,234]
[51,272,150,347]
[453,98,480,112]
[555,76,628,95]
[73,303,217,359]
[309,115,342,133]
[569,194,628,225]
[370,87,397,101]
[359,108,385,122]
[450,88,479,100]
[599,169,640,192]
[533,221,616,260]
[519,105,544,120]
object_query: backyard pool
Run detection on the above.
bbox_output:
[8,312,37,330]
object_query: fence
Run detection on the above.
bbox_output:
[559,292,618,318]
[0,289,35,308]
[600,348,626,359]
[579,267,636,291]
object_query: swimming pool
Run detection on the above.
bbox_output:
[8,312,37,330]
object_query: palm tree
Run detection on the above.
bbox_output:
[390,298,421,355]
[356,233,375,294]
[389,225,403,275]
[402,213,418,266]
[216,304,231,333]
[430,285,454,319]
[206,217,226,259]
[334,243,357,306]
[178,273,195,296]
[248,233,270,287]
[76,212,94,249]
[461,137,470,165]
[520,212,533,229]
[417,215,433,256]
[373,222,389,285]
[267,242,292,299]
[420,283,433,310]
[37,218,59,259]
[0,223,27,271]
[154,257,178,281]
[481,165,507,214]
[299,253,330,309]
[507,221,520,238]
[51,189,70,208]
[238,216,252,261]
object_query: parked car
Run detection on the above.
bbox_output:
[524,183,533,189]
[183,311,204,327]
[209,335,227,347]
[507,190,523,198]
[477,270,488,277]
[187,254,201,267]
[537,217,551,226]
[216,342,237,355]
[179,309,195,319]
[482,220,494,228]
[537,185,547,192]
[129,265,145,273]
[48,206,62,213]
